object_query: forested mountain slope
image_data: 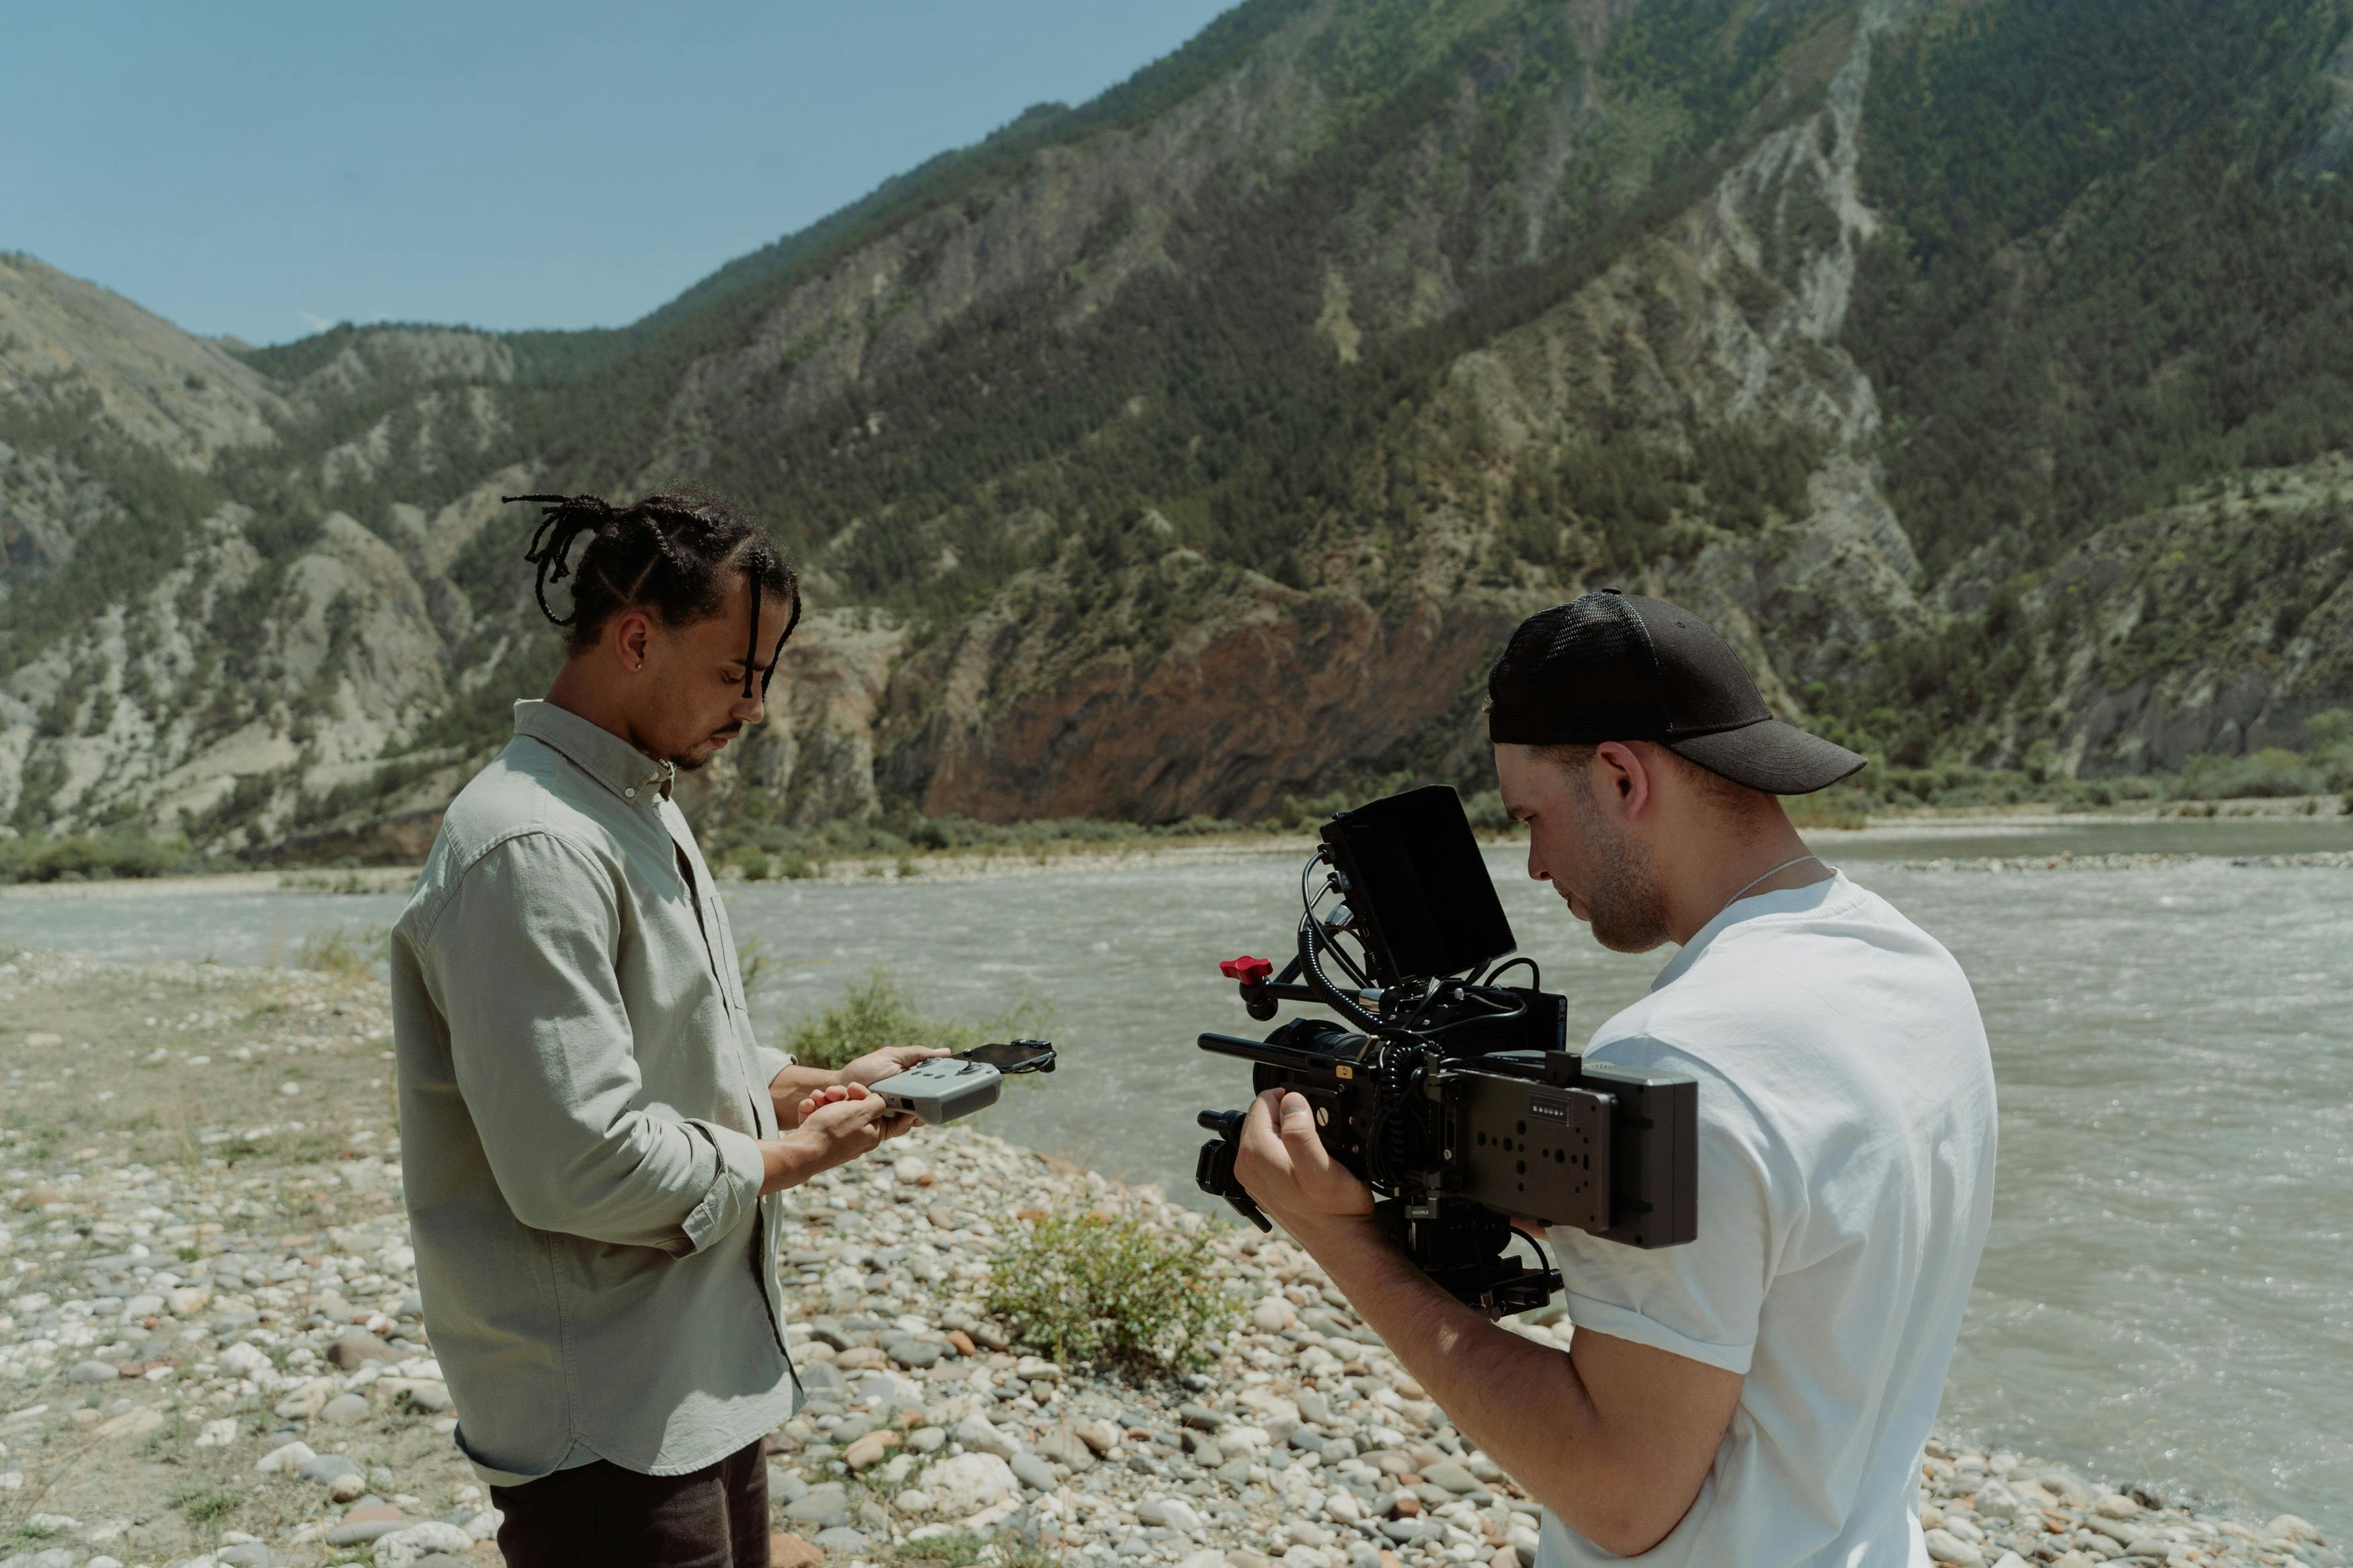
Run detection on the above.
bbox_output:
[4,0,2350,858]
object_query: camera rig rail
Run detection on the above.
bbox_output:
[1193,786,1697,1318]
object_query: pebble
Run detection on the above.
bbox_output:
[319,1389,371,1423]
[325,1504,409,1545]
[781,1481,850,1528]
[1923,1528,1985,1567]
[374,1521,473,1567]
[1140,1495,1205,1529]
[1421,1459,1480,1494]
[1035,1426,1095,1471]
[253,1439,316,1474]
[954,1411,1023,1460]
[925,1450,1016,1514]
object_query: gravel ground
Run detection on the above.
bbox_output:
[0,948,2336,1568]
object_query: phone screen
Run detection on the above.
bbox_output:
[960,1040,1055,1074]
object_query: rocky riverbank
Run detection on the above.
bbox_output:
[0,948,2338,1568]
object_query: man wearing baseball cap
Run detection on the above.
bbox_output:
[1236,589,1997,1567]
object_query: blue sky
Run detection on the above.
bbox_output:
[3,1,1236,345]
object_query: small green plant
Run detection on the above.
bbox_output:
[291,923,387,975]
[173,1479,243,1536]
[783,968,1048,1072]
[223,1128,343,1165]
[986,1208,1238,1372]
[888,1532,1069,1568]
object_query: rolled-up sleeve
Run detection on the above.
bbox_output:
[752,1044,795,1087]
[422,831,764,1255]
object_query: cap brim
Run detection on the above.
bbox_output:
[1667,720,1867,794]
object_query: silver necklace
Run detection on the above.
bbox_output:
[1724,852,1826,907]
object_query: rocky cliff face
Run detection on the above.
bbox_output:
[5,0,2350,858]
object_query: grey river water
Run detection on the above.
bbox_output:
[3,817,2349,1524]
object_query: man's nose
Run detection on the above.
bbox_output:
[732,688,766,726]
[1527,842,1549,882]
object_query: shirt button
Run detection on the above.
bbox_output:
[625,788,637,798]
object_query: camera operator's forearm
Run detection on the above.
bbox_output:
[1287,1216,1659,1555]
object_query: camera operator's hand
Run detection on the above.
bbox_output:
[1235,1087,1375,1240]
[759,1082,917,1194]
[834,1044,952,1089]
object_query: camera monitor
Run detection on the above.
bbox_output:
[1319,785,1517,983]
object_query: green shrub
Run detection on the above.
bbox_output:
[2178,748,2330,800]
[781,968,1050,1071]
[1783,789,1869,830]
[0,831,194,884]
[291,924,387,975]
[887,1529,1068,1568]
[985,1208,1238,1372]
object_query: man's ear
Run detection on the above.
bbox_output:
[1593,741,1655,822]
[611,611,653,673]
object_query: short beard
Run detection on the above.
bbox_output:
[671,752,711,773]
[1570,786,1672,953]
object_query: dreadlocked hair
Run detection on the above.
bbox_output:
[507,490,800,657]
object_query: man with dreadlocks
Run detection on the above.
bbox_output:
[389,491,942,1566]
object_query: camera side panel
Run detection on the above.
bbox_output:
[1447,1071,1611,1231]
[1583,1065,1699,1248]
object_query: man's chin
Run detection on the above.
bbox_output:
[1593,925,1669,956]
[671,732,742,773]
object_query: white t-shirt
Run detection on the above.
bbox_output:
[1539,872,1997,1568]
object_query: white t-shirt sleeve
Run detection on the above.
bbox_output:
[1546,1036,1783,1377]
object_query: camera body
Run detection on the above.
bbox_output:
[1194,786,1698,1317]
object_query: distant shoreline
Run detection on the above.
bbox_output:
[3,803,2351,899]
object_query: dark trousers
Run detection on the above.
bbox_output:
[491,1440,770,1568]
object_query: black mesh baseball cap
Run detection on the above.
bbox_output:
[1486,589,1865,794]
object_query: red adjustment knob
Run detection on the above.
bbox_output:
[1220,956,1275,985]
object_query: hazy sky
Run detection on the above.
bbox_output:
[4,1,1236,345]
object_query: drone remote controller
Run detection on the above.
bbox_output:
[875,1040,1056,1124]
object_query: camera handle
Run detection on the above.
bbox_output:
[1194,1110,1272,1233]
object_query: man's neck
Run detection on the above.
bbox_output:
[544,667,662,763]
[1663,819,1833,946]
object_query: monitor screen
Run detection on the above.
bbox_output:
[1318,786,1518,983]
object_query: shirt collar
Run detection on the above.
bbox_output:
[1648,870,1850,993]
[513,699,674,806]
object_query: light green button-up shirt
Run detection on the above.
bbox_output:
[391,700,799,1486]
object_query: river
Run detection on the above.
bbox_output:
[3,815,2348,1523]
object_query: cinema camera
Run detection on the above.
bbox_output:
[1194,786,1698,1317]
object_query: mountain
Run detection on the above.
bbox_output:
[5,0,2352,862]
